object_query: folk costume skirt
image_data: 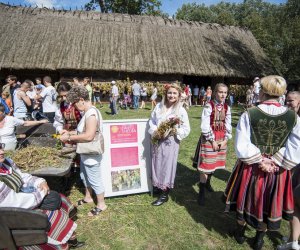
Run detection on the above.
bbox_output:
[224,160,294,231]
[196,131,227,173]
[21,194,77,250]
[151,136,180,190]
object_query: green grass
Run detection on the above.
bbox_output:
[69,104,289,250]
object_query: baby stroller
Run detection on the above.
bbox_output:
[119,94,132,110]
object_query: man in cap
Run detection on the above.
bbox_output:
[110,81,119,115]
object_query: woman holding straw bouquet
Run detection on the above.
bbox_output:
[148,83,190,206]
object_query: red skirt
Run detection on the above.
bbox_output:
[197,131,227,173]
[224,160,294,231]
[20,194,76,250]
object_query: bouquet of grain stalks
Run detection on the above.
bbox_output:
[151,117,182,145]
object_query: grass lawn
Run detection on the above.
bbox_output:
[69,103,289,250]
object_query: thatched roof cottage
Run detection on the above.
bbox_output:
[0,3,275,85]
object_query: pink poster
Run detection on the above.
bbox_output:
[111,147,139,167]
[110,124,138,144]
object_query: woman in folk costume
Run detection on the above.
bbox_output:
[194,83,232,206]
[0,144,85,249]
[148,83,190,206]
[224,76,300,250]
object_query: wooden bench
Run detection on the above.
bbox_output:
[0,207,49,250]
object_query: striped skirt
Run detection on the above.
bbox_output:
[21,194,77,250]
[197,131,227,173]
[224,160,294,231]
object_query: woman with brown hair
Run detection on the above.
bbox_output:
[59,85,107,217]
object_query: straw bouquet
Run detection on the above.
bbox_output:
[152,116,182,145]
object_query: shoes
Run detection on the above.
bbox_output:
[253,231,266,250]
[76,199,93,206]
[198,183,205,206]
[88,206,107,217]
[68,239,85,249]
[152,186,161,195]
[277,241,300,250]
[230,223,246,244]
[205,174,214,192]
[152,190,169,206]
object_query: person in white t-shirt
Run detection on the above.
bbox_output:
[35,76,57,122]
[110,81,119,115]
[0,104,48,150]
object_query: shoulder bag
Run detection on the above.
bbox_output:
[76,107,104,155]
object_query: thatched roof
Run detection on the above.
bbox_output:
[0,3,275,77]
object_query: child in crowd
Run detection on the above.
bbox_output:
[195,83,232,206]
[206,86,212,103]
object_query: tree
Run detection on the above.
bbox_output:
[85,0,163,15]
[175,0,300,81]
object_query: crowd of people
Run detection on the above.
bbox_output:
[0,74,299,250]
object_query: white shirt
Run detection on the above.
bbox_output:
[132,83,141,96]
[235,104,300,170]
[77,107,103,165]
[111,85,119,97]
[201,102,232,141]
[253,81,261,94]
[40,86,57,112]
[148,102,190,141]
[0,158,46,209]
[0,116,24,144]
[26,89,36,99]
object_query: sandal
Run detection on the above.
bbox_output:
[88,207,106,217]
[76,199,92,206]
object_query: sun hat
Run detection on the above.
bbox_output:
[111,81,116,84]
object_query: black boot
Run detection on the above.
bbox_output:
[206,174,214,192]
[231,223,246,244]
[198,183,205,206]
[252,230,266,250]
[68,238,85,249]
[152,189,169,206]
[152,186,161,195]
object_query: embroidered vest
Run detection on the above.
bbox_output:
[248,107,297,156]
[60,102,81,131]
[0,159,23,192]
[210,101,228,131]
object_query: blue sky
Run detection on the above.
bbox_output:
[1,0,287,15]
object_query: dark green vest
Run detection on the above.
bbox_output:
[248,107,297,156]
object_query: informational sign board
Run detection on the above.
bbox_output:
[101,119,152,197]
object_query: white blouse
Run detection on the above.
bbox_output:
[201,102,232,141]
[148,102,190,141]
[235,104,300,170]
[0,158,46,209]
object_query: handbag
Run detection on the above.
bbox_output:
[76,107,104,155]
[39,190,62,211]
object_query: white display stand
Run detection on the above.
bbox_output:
[101,119,152,197]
